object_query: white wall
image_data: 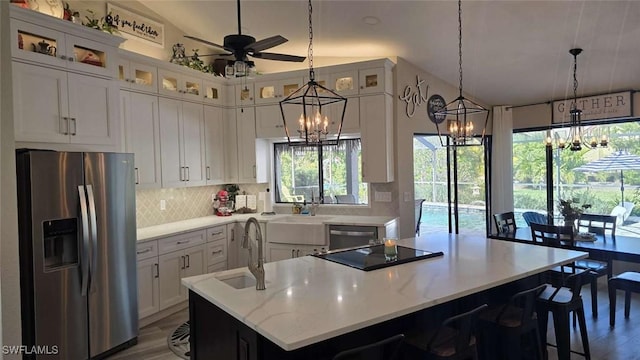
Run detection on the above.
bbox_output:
[394,57,492,239]
[0,1,22,358]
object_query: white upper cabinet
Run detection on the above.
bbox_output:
[202,80,225,105]
[235,83,255,105]
[158,68,203,102]
[118,59,158,93]
[254,77,304,105]
[122,91,161,189]
[204,105,225,185]
[330,70,359,96]
[13,62,118,146]
[10,12,120,78]
[223,108,239,184]
[360,94,394,183]
[158,98,206,188]
[358,67,392,95]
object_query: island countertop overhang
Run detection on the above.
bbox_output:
[182,234,588,351]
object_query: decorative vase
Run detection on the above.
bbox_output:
[564,215,578,233]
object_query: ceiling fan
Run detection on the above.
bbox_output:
[184,0,306,64]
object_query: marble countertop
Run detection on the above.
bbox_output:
[182,233,588,351]
[137,214,398,242]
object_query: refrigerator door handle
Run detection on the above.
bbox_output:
[78,185,90,296]
[86,185,99,294]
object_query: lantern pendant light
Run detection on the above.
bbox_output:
[434,0,489,147]
[279,0,347,146]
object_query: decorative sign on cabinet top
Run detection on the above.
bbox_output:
[107,3,164,47]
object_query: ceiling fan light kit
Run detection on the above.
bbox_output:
[279,0,347,146]
[435,0,489,148]
[184,0,305,78]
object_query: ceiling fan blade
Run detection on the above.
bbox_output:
[197,53,233,57]
[184,35,226,51]
[245,35,288,52]
[252,52,306,62]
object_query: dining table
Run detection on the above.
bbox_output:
[491,227,640,275]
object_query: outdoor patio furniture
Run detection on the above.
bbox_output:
[335,194,357,204]
[522,211,548,226]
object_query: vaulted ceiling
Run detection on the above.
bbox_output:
[139,0,640,107]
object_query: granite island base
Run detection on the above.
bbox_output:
[183,233,588,359]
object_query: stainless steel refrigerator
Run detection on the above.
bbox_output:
[16,150,138,359]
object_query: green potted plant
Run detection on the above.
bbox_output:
[558,198,591,230]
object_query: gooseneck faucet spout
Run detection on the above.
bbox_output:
[243,217,265,290]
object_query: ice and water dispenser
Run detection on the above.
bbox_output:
[42,218,79,271]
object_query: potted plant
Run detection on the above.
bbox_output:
[558,198,591,230]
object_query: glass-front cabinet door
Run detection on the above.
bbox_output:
[330,70,359,96]
[359,67,386,94]
[11,18,67,68]
[118,60,157,93]
[203,80,224,105]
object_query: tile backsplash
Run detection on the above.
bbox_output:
[136,183,268,228]
[136,183,396,228]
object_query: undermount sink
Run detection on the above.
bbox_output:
[215,273,256,289]
[267,215,333,246]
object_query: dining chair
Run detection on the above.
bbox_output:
[530,223,576,287]
[493,211,517,234]
[575,213,616,317]
[522,211,548,226]
[404,304,488,360]
[415,199,425,235]
[332,333,404,360]
[577,213,616,236]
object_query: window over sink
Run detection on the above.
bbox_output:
[274,139,368,204]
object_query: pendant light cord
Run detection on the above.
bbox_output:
[572,52,579,111]
[308,0,315,81]
[458,0,463,98]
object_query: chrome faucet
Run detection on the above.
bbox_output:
[310,190,319,216]
[242,217,265,290]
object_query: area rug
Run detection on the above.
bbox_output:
[168,321,190,359]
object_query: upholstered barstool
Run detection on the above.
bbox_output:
[608,271,640,327]
[479,284,547,360]
[537,269,591,360]
[332,334,404,360]
[404,304,488,360]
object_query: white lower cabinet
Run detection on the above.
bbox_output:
[137,257,159,319]
[267,243,323,262]
[158,244,205,311]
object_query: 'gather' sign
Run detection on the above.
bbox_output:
[552,91,632,123]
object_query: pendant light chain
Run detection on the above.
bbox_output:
[308,0,314,81]
[572,53,578,110]
[458,0,463,97]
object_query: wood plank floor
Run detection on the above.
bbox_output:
[106,281,640,360]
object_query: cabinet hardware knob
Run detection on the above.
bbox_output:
[154,263,159,278]
[212,250,223,255]
[60,55,67,60]
[177,240,190,245]
[68,57,74,62]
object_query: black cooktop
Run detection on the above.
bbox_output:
[313,245,444,271]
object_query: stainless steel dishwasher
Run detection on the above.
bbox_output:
[328,225,378,250]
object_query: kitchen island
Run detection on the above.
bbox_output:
[182,233,587,359]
